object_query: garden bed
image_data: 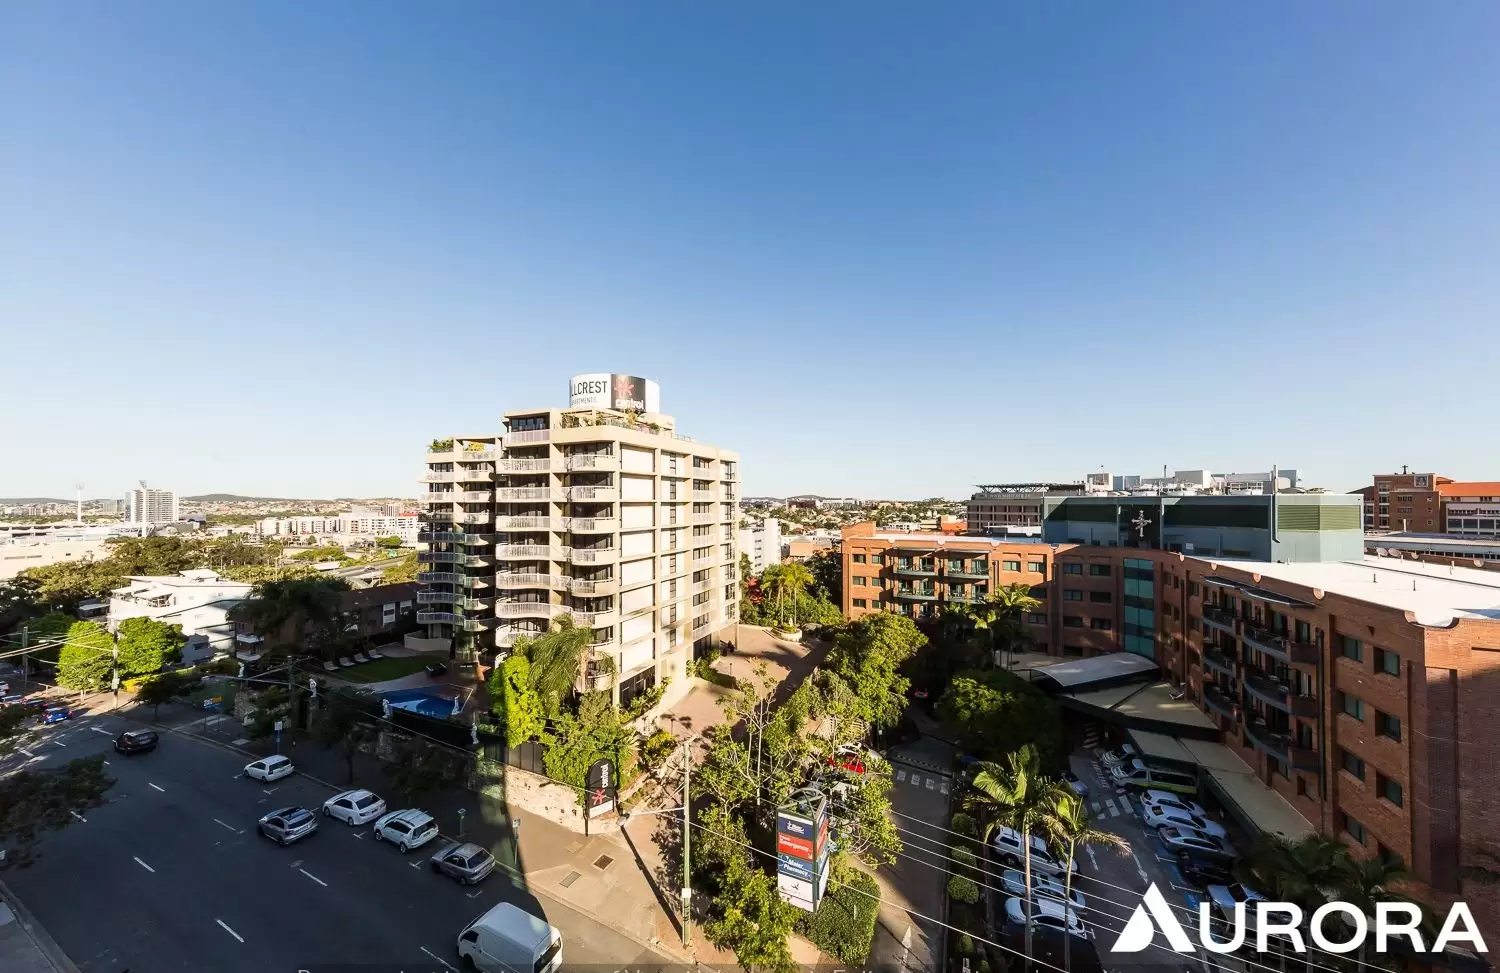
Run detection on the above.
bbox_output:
[337,655,435,683]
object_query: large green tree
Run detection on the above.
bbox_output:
[936,667,1065,772]
[761,562,814,628]
[115,617,186,678]
[826,612,924,730]
[490,654,544,747]
[0,705,113,867]
[518,616,594,713]
[56,620,114,691]
[968,582,1041,668]
[230,576,351,658]
[540,691,635,790]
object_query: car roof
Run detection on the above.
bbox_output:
[388,808,433,824]
[124,729,156,738]
[333,789,374,801]
[448,842,486,857]
[261,754,289,764]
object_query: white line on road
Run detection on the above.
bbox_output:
[895,769,906,782]
[420,946,457,971]
[149,783,165,793]
[213,818,238,832]
[1129,848,1149,881]
[19,748,34,758]
[466,890,482,899]
[53,738,66,747]
[1104,797,1118,816]
[133,856,155,873]
[102,760,109,765]
[351,831,364,839]
[410,861,423,870]
[216,919,245,943]
[1091,801,1101,813]
[1086,845,1099,871]
[70,810,87,823]
[262,788,277,795]
[89,726,111,735]
[299,868,327,887]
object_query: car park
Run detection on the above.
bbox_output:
[258,806,318,845]
[372,808,439,852]
[1141,804,1229,839]
[1139,789,1209,818]
[993,827,1075,878]
[40,706,71,725]
[1100,744,1137,768]
[1003,895,1091,939]
[429,841,498,885]
[323,789,387,825]
[999,868,1086,912]
[243,755,295,781]
[1157,825,1237,862]
[113,729,159,754]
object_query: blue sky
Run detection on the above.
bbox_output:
[3,3,1497,501]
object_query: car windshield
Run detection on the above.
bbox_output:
[354,795,379,808]
[284,810,311,825]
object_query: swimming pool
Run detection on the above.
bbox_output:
[379,688,461,719]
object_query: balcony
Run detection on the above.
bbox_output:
[693,576,717,594]
[564,485,618,500]
[1202,683,1238,719]
[1242,670,1291,712]
[568,578,619,597]
[495,602,567,620]
[690,513,717,526]
[946,565,991,580]
[419,551,462,564]
[1289,694,1321,720]
[420,531,463,544]
[419,494,455,507]
[452,465,494,482]
[458,617,494,632]
[495,544,570,560]
[571,608,620,628]
[894,564,938,578]
[496,516,567,531]
[1202,648,1238,677]
[458,575,491,590]
[462,555,493,569]
[503,429,550,447]
[495,573,570,590]
[1203,607,1239,636]
[418,572,461,585]
[1243,723,1320,771]
[691,554,714,567]
[417,611,463,625]
[570,548,619,565]
[416,590,458,604]
[454,512,492,525]
[895,588,939,601]
[456,447,496,462]
[944,591,981,604]
[1287,639,1321,666]
[495,457,556,473]
[422,471,459,483]
[495,487,562,502]
[1241,624,1296,664]
[692,490,716,502]
[724,468,737,481]
[457,533,494,546]
[567,454,620,471]
[458,597,492,613]
[569,517,618,534]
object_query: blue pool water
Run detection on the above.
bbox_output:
[379,688,460,719]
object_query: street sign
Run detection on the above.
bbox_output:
[273,720,284,732]
[776,832,814,859]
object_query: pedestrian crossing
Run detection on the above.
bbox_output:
[893,767,950,795]
[1091,793,1135,819]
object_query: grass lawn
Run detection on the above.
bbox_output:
[336,655,434,684]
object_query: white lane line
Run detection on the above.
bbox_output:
[102,760,109,765]
[299,868,328,887]
[420,946,458,971]
[1104,797,1118,815]
[939,781,949,795]
[895,769,906,782]
[216,919,245,943]
[351,831,364,839]
[89,726,111,735]
[213,818,238,833]
[134,856,156,873]
[19,748,35,758]
[70,810,87,823]
[261,788,277,795]
[149,783,165,793]
[53,738,67,747]
[1091,801,1101,813]
[409,860,423,870]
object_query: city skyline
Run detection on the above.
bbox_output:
[4,4,1498,499]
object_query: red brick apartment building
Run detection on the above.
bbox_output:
[1363,469,1500,537]
[841,521,1500,935]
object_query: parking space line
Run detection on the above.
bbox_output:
[351,831,365,839]
[410,861,423,870]
[53,738,66,747]
[19,748,34,759]
[299,868,328,887]
[70,810,87,823]
[213,818,238,832]
[134,856,155,873]
[1104,798,1118,817]
[149,783,165,793]
[216,919,245,943]
[421,946,457,971]
[895,769,906,782]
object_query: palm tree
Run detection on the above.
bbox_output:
[965,744,1066,966]
[969,582,1040,668]
[1332,849,1420,970]
[519,615,594,713]
[1236,833,1346,969]
[762,562,813,628]
[1043,792,1127,972]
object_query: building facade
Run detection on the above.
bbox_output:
[256,512,420,544]
[108,569,254,664]
[738,517,782,575]
[418,375,739,706]
[965,483,1084,531]
[124,485,178,524]
[1439,481,1500,538]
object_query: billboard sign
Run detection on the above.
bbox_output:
[569,373,661,413]
[585,758,616,818]
[776,832,814,860]
[777,814,814,840]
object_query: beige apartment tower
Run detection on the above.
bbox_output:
[418,374,740,707]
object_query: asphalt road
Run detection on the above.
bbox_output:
[3,712,674,973]
[870,739,957,973]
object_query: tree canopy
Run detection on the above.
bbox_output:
[937,667,1064,773]
[115,617,186,678]
[56,620,115,691]
[826,613,924,729]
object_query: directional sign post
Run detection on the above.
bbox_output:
[775,788,829,912]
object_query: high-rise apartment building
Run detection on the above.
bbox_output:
[738,518,782,574]
[124,484,178,524]
[418,374,739,707]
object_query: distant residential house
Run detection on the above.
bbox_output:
[108,569,255,665]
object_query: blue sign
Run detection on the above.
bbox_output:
[778,854,814,882]
[777,814,814,839]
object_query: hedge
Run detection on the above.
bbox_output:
[798,867,881,964]
[947,874,980,904]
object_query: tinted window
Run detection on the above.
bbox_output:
[389,821,409,834]
[355,795,378,808]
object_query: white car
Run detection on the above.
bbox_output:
[372,808,440,852]
[243,755,295,782]
[1004,895,1091,939]
[1100,744,1137,768]
[1000,868,1085,912]
[1139,789,1208,818]
[992,827,1075,878]
[1142,804,1229,839]
[322,789,387,826]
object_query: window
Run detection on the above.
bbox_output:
[1339,811,1367,844]
[1340,636,1364,663]
[1376,649,1400,676]
[1089,591,1112,604]
[872,554,884,565]
[1376,711,1402,741]
[1088,564,1111,577]
[1064,589,1084,602]
[1189,582,1200,597]
[852,576,866,586]
[1090,618,1113,631]
[852,598,867,608]
[1062,563,1083,576]
[853,554,866,564]
[1378,774,1404,808]
[1027,561,1045,573]
[1338,692,1365,721]
[1063,616,1084,628]
[1026,612,1047,624]
[1003,559,1021,572]
[1340,749,1366,781]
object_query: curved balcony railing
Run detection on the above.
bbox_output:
[418,572,461,585]
[454,512,492,525]
[570,548,619,565]
[495,573,570,590]
[495,516,567,531]
[567,578,619,596]
[495,457,557,473]
[568,518,619,534]
[416,590,458,604]
[495,544,571,560]
[495,602,569,620]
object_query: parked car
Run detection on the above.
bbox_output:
[243,755,295,782]
[258,806,318,845]
[1139,789,1209,818]
[1206,880,1267,922]
[1142,804,1229,839]
[999,868,1086,912]
[1157,825,1237,862]
[1062,770,1088,798]
[40,706,71,725]
[430,841,498,885]
[425,661,448,677]
[827,745,868,775]
[1175,854,1236,889]
[113,729,159,754]
[1003,895,1091,940]
[1100,744,1138,768]
[993,827,1075,878]
[322,789,387,826]
[372,808,440,852]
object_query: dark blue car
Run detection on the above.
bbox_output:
[41,706,71,725]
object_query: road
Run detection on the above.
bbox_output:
[2,711,674,973]
[870,737,957,973]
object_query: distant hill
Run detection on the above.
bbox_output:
[0,497,69,504]
[184,494,302,502]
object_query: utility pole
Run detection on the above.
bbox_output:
[286,662,297,747]
[681,734,693,949]
[19,626,28,692]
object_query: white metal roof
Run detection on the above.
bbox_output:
[1031,652,1158,688]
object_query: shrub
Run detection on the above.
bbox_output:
[947,874,980,904]
[950,812,977,837]
[958,934,975,956]
[798,866,881,964]
[640,730,677,772]
[952,847,977,871]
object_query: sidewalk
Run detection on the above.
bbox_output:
[0,878,78,973]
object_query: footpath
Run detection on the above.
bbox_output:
[0,878,78,973]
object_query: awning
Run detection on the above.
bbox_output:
[1061,682,1220,736]
[1126,729,1197,765]
[1204,767,1314,841]
[1031,652,1157,689]
[1113,684,1217,730]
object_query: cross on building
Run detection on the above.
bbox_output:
[1130,510,1152,538]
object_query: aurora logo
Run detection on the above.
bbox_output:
[1112,884,1488,955]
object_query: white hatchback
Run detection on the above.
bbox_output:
[1142,804,1229,839]
[372,808,440,852]
[243,755,295,782]
[323,789,387,826]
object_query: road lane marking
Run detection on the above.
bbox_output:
[70,810,87,823]
[19,748,35,758]
[410,861,423,869]
[262,788,277,795]
[1086,845,1099,871]
[420,946,457,971]
[939,781,949,795]
[102,760,109,765]
[149,783,165,793]
[89,726,111,735]
[53,738,67,747]
[466,890,483,899]
[216,919,244,943]
[299,868,328,887]
[134,857,155,873]
[1104,797,1118,816]
[352,831,365,839]
[896,770,906,782]
[214,818,238,832]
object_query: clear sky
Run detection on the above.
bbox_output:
[3,2,1497,501]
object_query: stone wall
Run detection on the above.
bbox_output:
[474,759,620,835]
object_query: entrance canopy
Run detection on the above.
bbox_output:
[1126,731,1314,841]
[1028,652,1157,689]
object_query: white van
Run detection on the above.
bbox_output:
[457,902,562,973]
[1108,758,1198,795]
